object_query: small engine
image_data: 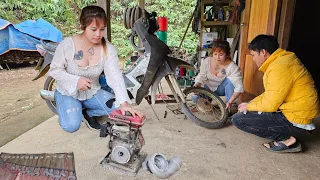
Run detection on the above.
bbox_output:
[109,123,144,164]
[100,110,147,175]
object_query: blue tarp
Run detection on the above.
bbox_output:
[0,18,63,55]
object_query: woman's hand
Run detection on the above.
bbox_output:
[119,102,144,118]
[226,92,241,112]
[77,77,91,91]
[194,82,202,87]
[225,101,232,112]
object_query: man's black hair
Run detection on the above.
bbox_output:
[248,34,279,54]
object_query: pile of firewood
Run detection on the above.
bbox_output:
[0,50,42,64]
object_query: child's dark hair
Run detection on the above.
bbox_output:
[248,34,279,54]
[210,40,231,57]
[80,5,107,55]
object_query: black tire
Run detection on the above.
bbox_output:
[181,87,228,129]
[43,76,57,114]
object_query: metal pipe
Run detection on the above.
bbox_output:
[168,74,186,103]
[165,75,180,103]
[147,153,182,179]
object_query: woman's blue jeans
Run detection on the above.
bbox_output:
[192,78,235,102]
[231,111,309,141]
[55,89,116,133]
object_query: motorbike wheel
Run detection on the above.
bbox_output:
[43,76,57,114]
[181,87,228,129]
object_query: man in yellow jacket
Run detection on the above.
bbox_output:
[232,34,319,153]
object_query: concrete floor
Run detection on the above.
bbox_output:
[1,79,320,180]
[1,96,320,180]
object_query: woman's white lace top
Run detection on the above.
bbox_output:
[195,57,244,93]
[48,37,130,107]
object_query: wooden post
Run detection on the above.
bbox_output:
[277,0,295,49]
[138,0,145,52]
[138,0,145,10]
[96,0,111,42]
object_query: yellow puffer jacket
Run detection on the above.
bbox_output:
[247,48,319,125]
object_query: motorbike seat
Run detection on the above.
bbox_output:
[40,39,59,53]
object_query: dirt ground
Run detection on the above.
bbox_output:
[0,65,54,147]
[0,56,129,147]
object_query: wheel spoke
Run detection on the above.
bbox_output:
[182,87,228,128]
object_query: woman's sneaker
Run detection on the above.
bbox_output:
[82,110,101,131]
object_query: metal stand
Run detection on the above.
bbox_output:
[100,151,147,176]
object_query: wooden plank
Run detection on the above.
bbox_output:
[243,0,274,95]
[247,0,270,40]
[267,0,281,35]
[239,0,252,78]
[202,21,234,27]
[277,0,295,49]
[230,25,240,60]
[243,54,264,95]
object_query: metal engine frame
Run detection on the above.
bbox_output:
[99,111,147,176]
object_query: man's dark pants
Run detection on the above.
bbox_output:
[231,111,309,141]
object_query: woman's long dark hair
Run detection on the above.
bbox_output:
[80,5,107,55]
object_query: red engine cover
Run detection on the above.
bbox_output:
[108,110,146,128]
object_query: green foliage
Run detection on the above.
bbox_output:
[110,0,198,57]
[0,0,198,58]
[0,0,96,35]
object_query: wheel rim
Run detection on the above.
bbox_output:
[184,88,226,123]
[195,98,213,113]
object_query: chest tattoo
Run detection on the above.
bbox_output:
[212,63,226,76]
[74,50,84,60]
[221,68,226,75]
[87,47,94,56]
[215,64,220,71]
